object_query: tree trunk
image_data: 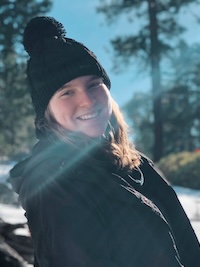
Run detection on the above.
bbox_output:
[147,0,163,161]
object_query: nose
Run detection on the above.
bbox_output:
[78,89,96,108]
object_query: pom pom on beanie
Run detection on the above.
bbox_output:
[23,16,66,56]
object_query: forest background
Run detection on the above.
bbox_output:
[1,0,200,188]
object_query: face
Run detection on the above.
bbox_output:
[48,75,112,137]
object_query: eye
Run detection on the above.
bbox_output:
[88,79,104,90]
[61,89,75,97]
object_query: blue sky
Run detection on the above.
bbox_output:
[47,0,200,107]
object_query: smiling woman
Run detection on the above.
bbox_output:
[9,16,200,267]
[48,75,112,137]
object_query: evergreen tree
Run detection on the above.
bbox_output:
[96,0,200,161]
[0,0,52,158]
[124,41,200,157]
[162,41,200,154]
[124,91,154,158]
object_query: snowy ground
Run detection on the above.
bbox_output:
[174,186,200,241]
[0,160,16,184]
[0,162,200,243]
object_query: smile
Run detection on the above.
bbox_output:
[78,111,100,120]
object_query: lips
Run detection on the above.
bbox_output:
[78,110,100,120]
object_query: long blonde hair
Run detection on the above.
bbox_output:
[36,98,141,169]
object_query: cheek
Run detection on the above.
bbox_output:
[49,100,60,118]
[97,88,111,105]
[108,95,112,112]
[103,92,112,116]
[49,99,71,123]
[98,93,112,124]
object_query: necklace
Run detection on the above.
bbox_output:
[112,166,144,188]
[127,167,144,186]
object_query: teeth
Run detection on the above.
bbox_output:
[79,112,98,120]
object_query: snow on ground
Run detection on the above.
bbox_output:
[0,161,16,184]
[174,186,200,241]
[0,203,26,224]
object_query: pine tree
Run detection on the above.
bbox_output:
[96,0,200,161]
[0,0,52,158]
[124,41,200,157]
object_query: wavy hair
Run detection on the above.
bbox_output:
[35,98,141,169]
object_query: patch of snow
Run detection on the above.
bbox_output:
[174,186,200,241]
[0,161,15,183]
[0,203,27,224]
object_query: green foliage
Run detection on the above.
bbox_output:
[157,151,200,190]
[0,0,52,158]
[97,0,200,161]
[124,41,200,159]
[96,0,199,73]
[123,91,154,158]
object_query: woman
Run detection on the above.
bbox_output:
[10,16,200,267]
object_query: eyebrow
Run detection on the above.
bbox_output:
[88,75,101,82]
[59,75,101,91]
[59,82,72,91]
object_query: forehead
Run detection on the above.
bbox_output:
[60,75,102,90]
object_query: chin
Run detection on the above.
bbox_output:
[84,129,106,138]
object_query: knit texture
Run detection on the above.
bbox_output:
[23,16,111,122]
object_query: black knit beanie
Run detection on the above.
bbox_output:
[23,16,111,130]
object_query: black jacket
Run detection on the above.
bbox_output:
[10,140,200,267]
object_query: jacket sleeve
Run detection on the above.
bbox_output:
[25,179,119,267]
[140,156,200,267]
